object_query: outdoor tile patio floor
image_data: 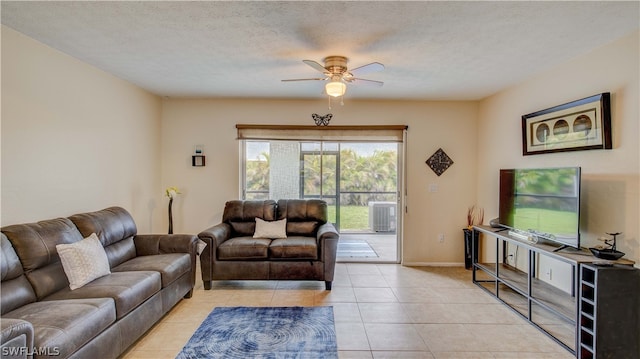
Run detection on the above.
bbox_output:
[120,262,574,359]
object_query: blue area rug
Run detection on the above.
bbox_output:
[176,306,337,359]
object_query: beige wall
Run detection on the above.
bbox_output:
[3,23,637,267]
[477,31,640,266]
[1,26,163,231]
[161,98,479,264]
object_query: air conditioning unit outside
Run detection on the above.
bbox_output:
[368,201,397,232]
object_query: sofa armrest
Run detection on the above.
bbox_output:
[197,223,231,289]
[317,222,339,242]
[197,223,232,249]
[317,222,339,287]
[1,318,34,359]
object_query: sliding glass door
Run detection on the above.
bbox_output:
[242,140,401,263]
[300,142,338,226]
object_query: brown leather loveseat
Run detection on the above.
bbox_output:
[198,199,339,290]
[0,207,197,359]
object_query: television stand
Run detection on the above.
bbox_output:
[472,225,637,358]
[553,244,574,253]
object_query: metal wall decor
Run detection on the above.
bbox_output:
[426,148,454,176]
[312,113,332,126]
[522,93,611,156]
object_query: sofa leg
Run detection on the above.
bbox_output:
[204,280,212,290]
[325,281,332,290]
[184,289,193,299]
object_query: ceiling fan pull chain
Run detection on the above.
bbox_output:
[328,96,332,110]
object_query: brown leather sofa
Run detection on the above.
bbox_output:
[198,199,339,290]
[0,207,197,359]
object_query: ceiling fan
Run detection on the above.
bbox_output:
[282,56,384,98]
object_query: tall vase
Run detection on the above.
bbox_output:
[168,197,174,234]
[462,228,479,270]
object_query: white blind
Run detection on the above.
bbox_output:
[236,125,407,142]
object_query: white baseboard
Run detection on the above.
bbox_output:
[401,262,465,267]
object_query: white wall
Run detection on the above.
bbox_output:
[161,98,478,264]
[477,31,639,270]
[1,26,163,232]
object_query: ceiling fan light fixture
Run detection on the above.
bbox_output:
[325,80,346,97]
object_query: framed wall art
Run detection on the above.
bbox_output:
[521,93,611,156]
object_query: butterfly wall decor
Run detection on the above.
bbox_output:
[312,113,332,126]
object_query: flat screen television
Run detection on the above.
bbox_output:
[499,167,581,250]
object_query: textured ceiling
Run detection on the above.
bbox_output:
[2,1,638,100]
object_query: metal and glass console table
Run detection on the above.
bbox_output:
[472,225,636,358]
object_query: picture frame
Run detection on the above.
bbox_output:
[521,93,611,156]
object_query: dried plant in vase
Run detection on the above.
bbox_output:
[466,205,484,230]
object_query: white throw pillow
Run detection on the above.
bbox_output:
[253,218,287,239]
[56,233,111,290]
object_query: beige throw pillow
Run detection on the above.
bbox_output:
[56,233,111,290]
[253,218,287,239]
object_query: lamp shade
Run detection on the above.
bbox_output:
[325,81,346,97]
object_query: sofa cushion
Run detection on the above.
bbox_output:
[229,221,256,237]
[269,237,318,260]
[2,218,85,299]
[3,298,115,359]
[56,233,111,290]
[286,221,319,236]
[218,237,271,260]
[277,199,327,224]
[223,200,277,236]
[1,235,37,315]
[112,253,191,287]
[43,271,161,319]
[69,207,138,268]
[253,218,287,239]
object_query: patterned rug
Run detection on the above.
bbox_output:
[176,306,337,359]
[337,239,378,258]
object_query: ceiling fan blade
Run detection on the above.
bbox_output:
[350,78,384,87]
[302,60,328,74]
[281,78,327,82]
[349,62,385,76]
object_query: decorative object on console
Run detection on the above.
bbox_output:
[166,186,180,234]
[426,148,454,176]
[466,205,484,229]
[312,113,332,126]
[590,232,625,260]
[192,144,205,167]
[522,92,611,156]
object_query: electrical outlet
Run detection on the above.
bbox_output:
[438,233,445,243]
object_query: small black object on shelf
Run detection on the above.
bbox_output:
[589,248,625,260]
[192,155,205,167]
[589,232,625,260]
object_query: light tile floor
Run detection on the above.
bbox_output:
[120,264,574,359]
